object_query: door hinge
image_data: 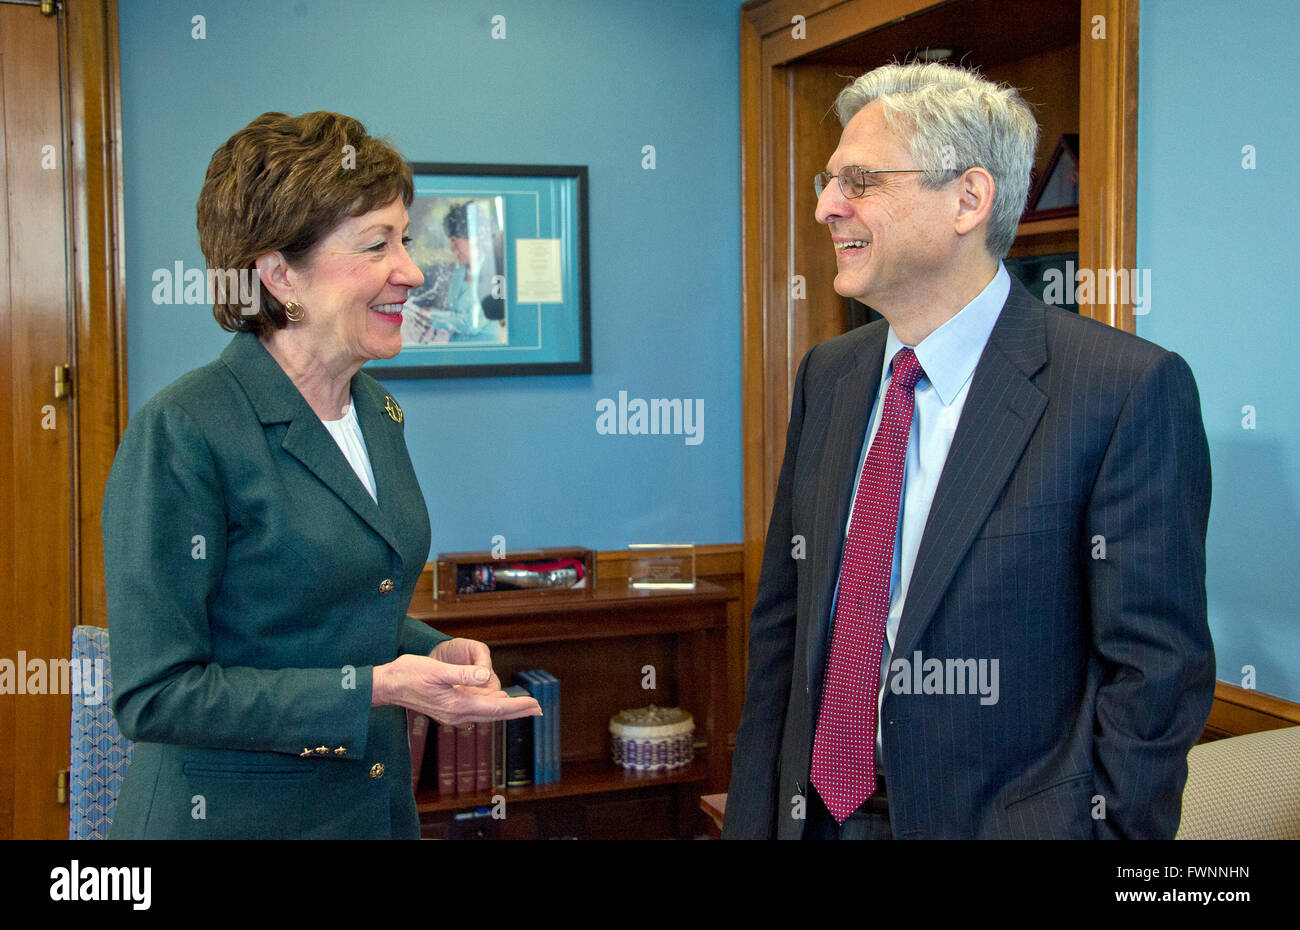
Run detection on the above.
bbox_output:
[54,364,71,399]
[56,768,68,805]
[41,0,58,16]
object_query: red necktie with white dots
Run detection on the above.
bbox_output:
[811,346,925,823]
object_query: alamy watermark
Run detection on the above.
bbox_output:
[152,262,261,316]
[0,652,104,705]
[595,391,704,445]
[50,860,150,910]
[1042,261,1151,316]
[887,650,999,706]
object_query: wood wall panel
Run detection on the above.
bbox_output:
[1078,0,1139,332]
[1202,682,1300,743]
[0,2,14,843]
[764,67,792,482]
[746,0,846,40]
[759,0,945,69]
[739,10,768,703]
[64,0,128,631]
[789,65,857,366]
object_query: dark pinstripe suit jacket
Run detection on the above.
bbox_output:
[724,277,1214,839]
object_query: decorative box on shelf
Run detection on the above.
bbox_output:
[609,705,695,772]
[433,546,596,603]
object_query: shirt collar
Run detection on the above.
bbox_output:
[882,262,1010,406]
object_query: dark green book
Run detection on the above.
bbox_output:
[504,684,534,787]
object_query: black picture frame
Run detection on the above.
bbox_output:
[366,163,591,380]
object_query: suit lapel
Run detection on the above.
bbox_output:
[806,325,887,691]
[891,280,1049,661]
[220,333,407,559]
[350,374,422,538]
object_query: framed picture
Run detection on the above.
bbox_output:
[1021,134,1079,223]
[366,163,590,379]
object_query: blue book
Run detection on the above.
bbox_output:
[540,671,556,785]
[513,670,546,784]
[527,669,552,783]
[536,670,561,783]
[532,669,551,785]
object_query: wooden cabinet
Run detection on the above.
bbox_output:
[407,581,734,839]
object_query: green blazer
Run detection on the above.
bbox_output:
[103,332,449,839]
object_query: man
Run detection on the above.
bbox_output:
[724,62,1213,840]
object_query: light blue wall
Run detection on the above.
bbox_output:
[1138,0,1300,700]
[117,0,741,553]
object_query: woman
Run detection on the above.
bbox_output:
[103,111,539,839]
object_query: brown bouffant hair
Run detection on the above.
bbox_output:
[196,111,414,335]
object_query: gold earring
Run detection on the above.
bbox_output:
[284,300,305,323]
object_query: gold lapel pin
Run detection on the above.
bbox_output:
[384,395,403,423]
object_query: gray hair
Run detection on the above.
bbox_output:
[835,62,1038,258]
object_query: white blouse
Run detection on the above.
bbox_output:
[321,398,377,503]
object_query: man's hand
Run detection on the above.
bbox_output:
[371,637,541,725]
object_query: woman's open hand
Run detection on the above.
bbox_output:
[371,637,541,725]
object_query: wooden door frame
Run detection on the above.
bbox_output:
[64,0,127,631]
[738,0,1139,638]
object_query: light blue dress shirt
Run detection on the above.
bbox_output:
[833,263,1010,757]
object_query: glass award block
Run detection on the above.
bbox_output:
[627,543,696,590]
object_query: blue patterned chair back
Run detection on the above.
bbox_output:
[69,625,133,839]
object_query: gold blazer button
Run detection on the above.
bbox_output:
[369,762,386,779]
[378,578,395,595]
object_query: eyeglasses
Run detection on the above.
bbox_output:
[814,166,936,199]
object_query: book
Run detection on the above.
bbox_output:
[475,716,492,791]
[526,669,552,783]
[514,670,541,783]
[503,685,533,787]
[437,722,456,796]
[491,720,506,791]
[534,671,553,784]
[419,723,441,792]
[408,711,430,791]
[455,724,477,793]
[536,669,561,783]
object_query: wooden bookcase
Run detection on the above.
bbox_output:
[407,580,733,839]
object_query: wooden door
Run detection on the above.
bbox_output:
[0,0,126,840]
[0,0,75,840]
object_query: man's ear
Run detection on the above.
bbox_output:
[954,167,995,238]
[254,251,295,306]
